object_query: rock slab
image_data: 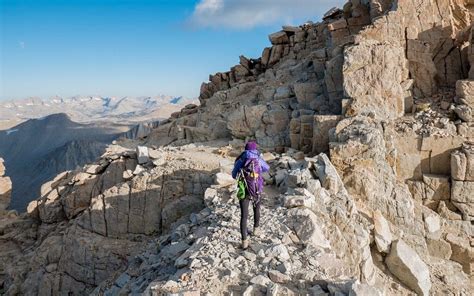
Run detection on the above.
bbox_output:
[385,240,431,296]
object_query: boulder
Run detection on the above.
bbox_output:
[133,164,146,175]
[274,85,293,100]
[268,270,290,284]
[451,144,474,182]
[456,79,474,99]
[26,200,40,219]
[269,31,289,45]
[451,181,474,219]
[265,244,291,261]
[422,174,450,201]
[454,105,472,122]
[313,153,346,195]
[436,201,463,220]
[385,240,431,295]
[283,194,315,209]
[451,150,467,181]
[0,174,12,211]
[445,234,474,274]
[426,238,452,260]
[0,158,5,176]
[136,146,150,164]
[289,208,331,250]
[214,172,234,187]
[373,210,392,253]
[328,19,348,31]
[38,189,65,223]
[423,214,440,237]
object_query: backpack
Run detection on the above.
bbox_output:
[239,156,263,199]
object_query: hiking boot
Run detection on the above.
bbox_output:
[242,239,249,249]
[253,227,261,237]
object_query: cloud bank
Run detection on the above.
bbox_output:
[188,0,345,29]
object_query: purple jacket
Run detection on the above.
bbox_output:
[232,149,269,179]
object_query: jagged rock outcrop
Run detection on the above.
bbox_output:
[0,158,12,212]
[1,142,220,295]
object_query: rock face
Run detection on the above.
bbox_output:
[1,143,219,295]
[0,158,12,212]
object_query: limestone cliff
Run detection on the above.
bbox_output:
[0,1,473,295]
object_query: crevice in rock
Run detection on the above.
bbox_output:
[102,194,108,237]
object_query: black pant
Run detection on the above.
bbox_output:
[239,196,260,241]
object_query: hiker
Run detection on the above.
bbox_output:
[232,141,269,249]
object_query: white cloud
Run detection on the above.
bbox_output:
[188,0,346,29]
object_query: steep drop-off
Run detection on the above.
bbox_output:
[0,113,128,211]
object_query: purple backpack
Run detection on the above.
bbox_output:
[242,157,264,198]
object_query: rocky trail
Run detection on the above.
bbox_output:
[91,147,467,296]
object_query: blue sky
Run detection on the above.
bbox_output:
[0,0,343,100]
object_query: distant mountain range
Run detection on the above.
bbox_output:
[0,95,197,130]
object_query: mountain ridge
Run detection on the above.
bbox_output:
[0,95,197,130]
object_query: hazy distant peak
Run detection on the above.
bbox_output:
[0,95,199,130]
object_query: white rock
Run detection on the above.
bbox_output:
[242,285,257,296]
[148,148,161,159]
[424,214,440,235]
[349,282,382,296]
[204,187,219,206]
[152,157,166,166]
[283,194,315,209]
[243,251,257,262]
[385,240,431,296]
[123,169,133,180]
[289,208,331,250]
[373,210,392,253]
[265,244,290,261]
[133,165,146,175]
[136,146,150,164]
[84,164,103,174]
[250,275,272,287]
[214,172,234,186]
[451,150,467,181]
